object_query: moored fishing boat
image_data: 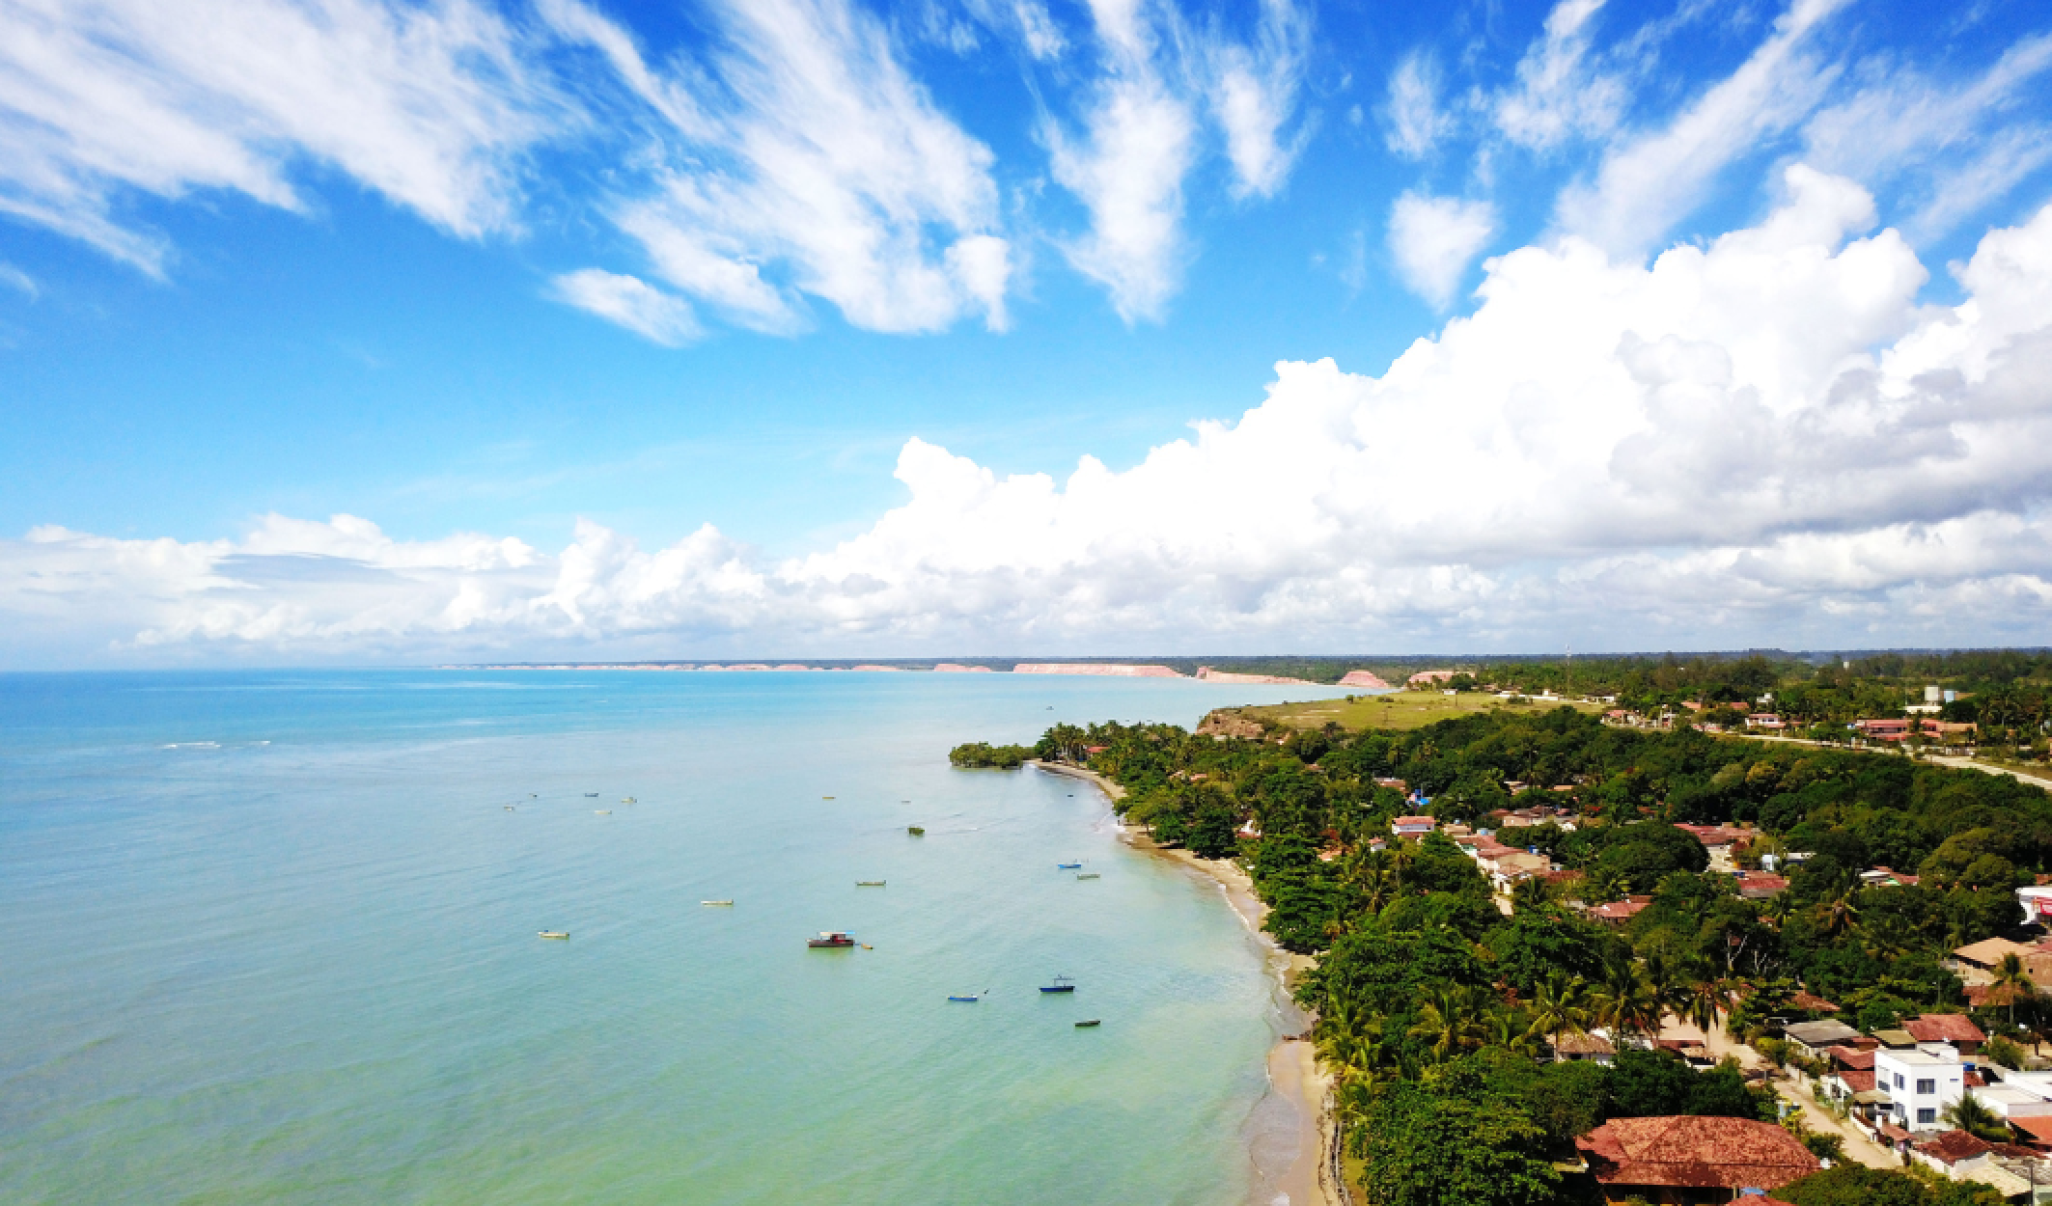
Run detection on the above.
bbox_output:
[856,880,885,887]
[907,826,925,835]
[1040,975,1075,993]
[1074,1019,1101,1027]
[700,899,734,906]
[1056,861,1082,869]
[537,930,569,939]
[807,931,856,948]
[1075,873,1100,880]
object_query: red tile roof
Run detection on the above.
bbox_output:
[1590,899,1651,921]
[1914,1130,1995,1165]
[2009,1116,2052,1146]
[1907,1014,1986,1044]
[1575,1116,1819,1190]
[1833,1070,1876,1092]
[1826,1045,1874,1070]
[1790,990,1840,1013]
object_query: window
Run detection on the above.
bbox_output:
[1916,1078,1936,1095]
[1894,1073,1905,1088]
[1918,1108,1937,1125]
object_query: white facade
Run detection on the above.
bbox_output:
[2020,885,2052,926]
[1876,1044,1965,1131]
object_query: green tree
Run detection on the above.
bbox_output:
[1779,1164,2003,1206]
[1356,1079,1561,1206]
[1991,952,2036,1029]
[1942,1091,2009,1142]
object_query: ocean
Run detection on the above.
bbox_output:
[0,669,1344,1204]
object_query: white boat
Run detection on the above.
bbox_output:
[701,899,734,907]
[1076,873,1100,880]
[622,797,637,803]
[537,930,569,939]
[594,809,612,815]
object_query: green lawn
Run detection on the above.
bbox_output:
[1230,690,1603,733]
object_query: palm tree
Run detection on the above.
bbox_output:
[1585,866,1630,903]
[1816,891,1861,938]
[1943,1091,2010,1142]
[1510,875,1552,914]
[1315,1000,1385,1082]
[1526,971,1589,1052]
[1993,952,2038,1029]
[1763,892,1797,929]
[1485,1009,1541,1059]
[1408,984,1487,1062]
[1591,958,1664,1044]
[1675,977,1725,1044]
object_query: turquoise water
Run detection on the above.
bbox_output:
[0,670,1341,1204]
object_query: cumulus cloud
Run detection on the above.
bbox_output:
[12,168,2052,663]
[0,0,565,274]
[550,268,699,345]
[1387,192,1496,308]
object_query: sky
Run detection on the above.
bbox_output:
[2,0,2051,667]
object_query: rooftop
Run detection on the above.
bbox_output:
[1575,1116,1819,1190]
[1907,1014,1987,1045]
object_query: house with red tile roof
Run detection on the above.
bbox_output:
[1574,1115,1819,1203]
[1907,1013,1987,1053]
[1589,897,1651,925]
[1390,815,1436,836]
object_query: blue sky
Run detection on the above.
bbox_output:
[2,0,2051,666]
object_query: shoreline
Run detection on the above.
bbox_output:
[1033,761,1345,1206]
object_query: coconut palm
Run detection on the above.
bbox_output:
[1816,891,1861,938]
[1485,1009,1542,1058]
[1315,999,1385,1081]
[1525,971,1590,1051]
[1591,959,1664,1043]
[1408,983,1488,1062]
[1943,1091,2010,1142]
[1993,952,2038,1029]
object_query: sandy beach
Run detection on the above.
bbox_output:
[1031,760,1347,1206]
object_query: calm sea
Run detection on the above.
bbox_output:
[0,670,1342,1205]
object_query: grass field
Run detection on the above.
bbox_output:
[1227,690,1603,733]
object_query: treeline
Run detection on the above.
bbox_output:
[982,707,2049,1204]
[947,742,1032,769]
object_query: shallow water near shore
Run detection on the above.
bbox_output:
[0,669,1342,1205]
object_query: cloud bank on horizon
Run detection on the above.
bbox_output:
[2,0,2051,663]
[9,166,2052,660]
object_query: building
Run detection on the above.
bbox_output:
[1876,1042,1967,1131]
[2020,886,2052,927]
[1782,1019,1863,1060]
[1674,823,1750,871]
[1862,866,1921,888]
[1905,1013,1986,1056]
[1734,871,1789,899]
[1574,1115,1819,1204]
[1390,816,1436,837]
[1589,897,1652,926]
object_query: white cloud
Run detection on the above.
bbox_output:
[1555,0,1849,258]
[14,169,2052,661]
[1388,192,1497,308]
[544,0,1009,336]
[550,268,699,346]
[1382,51,1449,160]
[1492,0,1627,151]
[1802,33,2052,241]
[1206,0,1311,199]
[0,260,34,297]
[0,0,565,274]
[1043,0,1309,321]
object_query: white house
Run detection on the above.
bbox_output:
[1876,1043,1966,1131]
[2020,885,2052,926]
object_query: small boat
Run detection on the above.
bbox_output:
[808,931,857,948]
[594,809,611,815]
[537,931,569,939]
[504,805,516,811]
[907,826,925,835]
[584,792,599,797]
[701,899,734,906]
[1076,873,1100,880]
[1075,1019,1101,1028]
[622,796,636,804]
[1040,976,1075,994]
[856,880,885,887]
[948,994,980,1003]
[1056,862,1082,870]
[822,796,835,800]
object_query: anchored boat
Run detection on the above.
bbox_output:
[856,880,885,887]
[1040,976,1075,994]
[537,931,569,939]
[907,826,925,835]
[1056,862,1082,870]
[1076,873,1100,880]
[807,931,857,948]
[701,899,734,906]
[1074,1019,1101,1027]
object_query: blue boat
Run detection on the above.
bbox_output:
[1040,976,1075,994]
[1056,862,1082,869]
[948,991,985,1002]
